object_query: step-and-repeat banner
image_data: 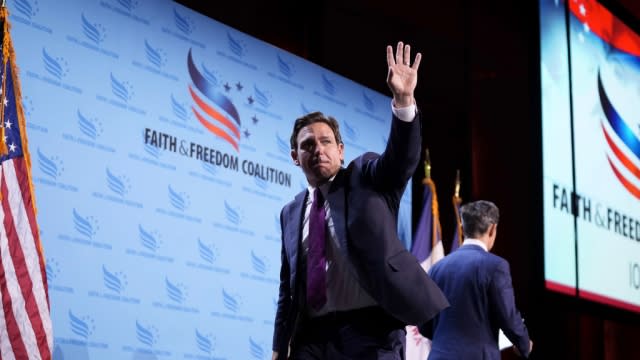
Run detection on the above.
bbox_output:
[9,0,412,358]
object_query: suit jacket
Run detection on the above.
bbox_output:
[421,244,531,360]
[272,113,449,353]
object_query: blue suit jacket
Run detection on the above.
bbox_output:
[420,244,531,359]
[272,113,449,353]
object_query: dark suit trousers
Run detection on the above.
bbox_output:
[289,306,406,360]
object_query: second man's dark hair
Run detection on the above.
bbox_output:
[460,200,500,238]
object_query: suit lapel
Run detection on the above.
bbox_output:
[286,191,307,266]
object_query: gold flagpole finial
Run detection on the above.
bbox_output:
[1,0,5,9]
[424,149,431,180]
[454,169,460,198]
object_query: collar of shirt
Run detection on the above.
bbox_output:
[462,238,488,252]
[306,175,335,201]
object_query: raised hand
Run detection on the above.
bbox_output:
[386,41,421,107]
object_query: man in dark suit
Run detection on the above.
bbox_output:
[419,200,533,359]
[271,41,449,360]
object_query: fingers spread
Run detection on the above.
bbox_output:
[412,52,422,70]
[386,45,394,67]
[403,44,411,65]
[396,41,404,66]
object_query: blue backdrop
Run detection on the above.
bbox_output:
[9,0,412,358]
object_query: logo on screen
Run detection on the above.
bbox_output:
[187,49,242,151]
[36,148,63,180]
[227,32,247,58]
[343,121,360,143]
[113,0,138,12]
[110,72,133,102]
[222,288,242,313]
[144,39,167,68]
[173,8,195,35]
[139,224,162,252]
[143,132,161,159]
[165,276,187,304]
[598,72,640,200]
[102,265,128,294]
[321,73,336,96]
[197,238,219,264]
[250,84,273,108]
[45,257,60,284]
[105,167,132,197]
[201,161,218,176]
[277,53,295,78]
[81,13,106,45]
[362,91,376,113]
[77,110,103,140]
[22,96,34,118]
[136,320,158,347]
[168,185,190,211]
[276,133,290,157]
[250,250,270,274]
[42,48,68,80]
[195,329,215,355]
[224,200,242,225]
[14,0,39,19]
[72,208,98,239]
[69,310,94,340]
[249,337,266,359]
[171,94,190,121]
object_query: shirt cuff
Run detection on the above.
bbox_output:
[391,101,417,122]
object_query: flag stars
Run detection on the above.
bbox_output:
[247,96,254,105]
[8,143,16,152]
[235,82,243,91]
[4,120,11,129]
[243,129,250,138]
[223,82,231,92]
[579,3,586,16]
[3,97,7,107]
[252,115,259,124]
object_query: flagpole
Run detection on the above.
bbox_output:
[454,169,460,198]
[1,0,5,9]
[424,149,431,180]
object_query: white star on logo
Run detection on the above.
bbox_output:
[579,4,586,16]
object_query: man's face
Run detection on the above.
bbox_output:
[291,122,344,187]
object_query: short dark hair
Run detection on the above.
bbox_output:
[289,111,343,150]
[460,200,499,238]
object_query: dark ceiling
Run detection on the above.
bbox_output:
[172,0,640,99]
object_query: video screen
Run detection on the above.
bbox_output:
[541,0,640,312]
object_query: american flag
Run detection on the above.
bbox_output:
[0,6,53,359]
[405,169,444,360]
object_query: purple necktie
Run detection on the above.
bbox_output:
[307,188,327,310]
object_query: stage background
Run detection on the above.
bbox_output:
[8,0,413,358]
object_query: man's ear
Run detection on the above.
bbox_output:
[488,223,497,238]
[291,150,299,165]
